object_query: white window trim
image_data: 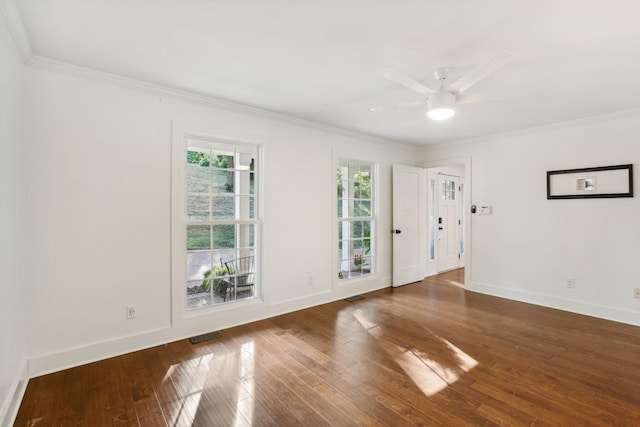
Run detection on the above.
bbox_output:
[171,122,263,326]
[334,157,379,285]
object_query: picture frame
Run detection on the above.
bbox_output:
[546,164,633,199]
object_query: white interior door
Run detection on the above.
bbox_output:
[459,178,466,268]
[437,174,460,272]
[392,164,427,287]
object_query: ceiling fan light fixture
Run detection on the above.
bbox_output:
[427,92,456,120]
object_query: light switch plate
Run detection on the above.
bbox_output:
[479,205,492,215]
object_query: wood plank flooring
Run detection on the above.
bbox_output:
[14,269,640,426]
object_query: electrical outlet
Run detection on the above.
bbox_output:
[307,275,314,286]
[634,288,640,299]
[566,278,575,289]
[126,304,137,319]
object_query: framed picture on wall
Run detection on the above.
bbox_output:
[547,164,633,199]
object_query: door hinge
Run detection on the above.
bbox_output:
[458,219,461,225]
[458,254,461,259]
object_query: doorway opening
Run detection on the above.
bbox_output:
[425,163,466,277]
[391,158,470,288]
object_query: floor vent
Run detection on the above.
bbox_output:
[345,295,365,302]
[189,331,222,344]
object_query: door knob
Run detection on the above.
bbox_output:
[438,227,444,230]
[391,229,402,234]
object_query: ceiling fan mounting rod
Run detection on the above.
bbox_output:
[432,67,450,91]
[432,67,449,81]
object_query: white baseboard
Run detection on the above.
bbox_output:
[28,326,175,379]
[28,276,392,379]
[469,281,640,327]
[0,359,28,427]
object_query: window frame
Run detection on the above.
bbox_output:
[172,128,262,320]
[336,158,378,281]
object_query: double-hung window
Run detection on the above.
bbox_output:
[184,136,259,309]
[337,160,376,279]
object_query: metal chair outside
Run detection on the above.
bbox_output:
[223,256,255,300]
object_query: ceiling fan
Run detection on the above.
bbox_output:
[383,51,513,120]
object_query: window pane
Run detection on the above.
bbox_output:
[360,200,371,217]
[236,151,253,171]
[353,200,361,216]
[212,195,234,220]
[186,164,209,193]
[363,221,371,238]
[338,255,349,279]
[351,221,362,239]
[212,224,235,249]
[211,153,234,169]
[187,150,210,167]
[350,262,362,275]
[238,171,253,194]
[347,199,355,218]
[187,252,212,280]
[237,196,255,220]
[187,195,210,221]
[187,225,210,250]
[337,166,348,198]
[442,179,456,200]
[211,170,233,194]
[235,248,255,261]
[353,182,361,198]
[362,256,373,273]
[237,224,255,248]
[357,172,371,198]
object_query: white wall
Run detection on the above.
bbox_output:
[23,64,416,376]
[0,9,28,425]
[419,110,640,326]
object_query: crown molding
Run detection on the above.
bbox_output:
[26,55,414,151]
[0,0,412,150]
[422,106,640,152]
[0,0,32,62]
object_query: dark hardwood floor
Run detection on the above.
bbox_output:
[14,269,640,426]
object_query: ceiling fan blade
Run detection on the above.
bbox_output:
[447,51,513,94]
[397,100,425,108]
[383,68,435,96]
[457,94,523,104]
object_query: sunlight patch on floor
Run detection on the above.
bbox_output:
[162,354,213,425]
[353,308,477,396]
[160,346,255,427]
[237,341,256,425]
[444,278,465,289]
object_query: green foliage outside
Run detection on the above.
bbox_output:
[187,152,231,168]
[337,166,373,255]
[187,225,235,251]
[187,151,210,167]
[188,151,255,171]
[201,263,231,293]
[337,168,371,216]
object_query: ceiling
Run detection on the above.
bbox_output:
[12,0,640,145]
